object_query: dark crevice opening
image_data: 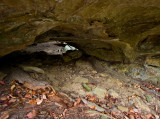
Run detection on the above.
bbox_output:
[0,41,80,67]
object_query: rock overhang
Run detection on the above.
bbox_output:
[0,0,160,62]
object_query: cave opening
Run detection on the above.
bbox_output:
[0,0,160,117]
[0,41,81,67]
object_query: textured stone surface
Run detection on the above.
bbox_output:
[0,0,160,62]
[74,76,88,83]
[93,87,106,99]
[110,63,160,86]
[145,57,160,67]
[117,106,128,112]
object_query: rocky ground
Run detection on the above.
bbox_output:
[0,52,159,119]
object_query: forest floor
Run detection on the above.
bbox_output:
[0,53,159,119]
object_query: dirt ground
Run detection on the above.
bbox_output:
[0,53,159,119]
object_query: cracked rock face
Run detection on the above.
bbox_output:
[0,0,160,62]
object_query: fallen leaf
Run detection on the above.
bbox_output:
[88,97,96,102]
[106,102,112,108]
[63,109,68,117]
[86,94,91,97]
[25,94,32,98]
[146,114,155,119]
[48,92,55,97]
[111,109,121,118]
[105,93,109,99]
[32,91,36,95]
[82,83,92,91]
[49,95,67,108]
[29,99,36,105]
[0,81,5,85]
[2,101,10,107]
[155,105,158,113]
[129,108,135,114]
[36,98,43,105]
[90,106,95,110]
[0,111,10,119]
[11,85,15,91]
[129,115,135,119]
[0,96,7,101]
[9,98,16,103]
[141,115,147,119]
[40,111,47,115]
[26,109,37,119]
[29,90,32,94]
[124,116,130,119]
[74,98,81,107]
[134,113,140,119]
[42,94,47,99]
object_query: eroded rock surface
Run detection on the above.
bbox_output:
[0,0,160,62]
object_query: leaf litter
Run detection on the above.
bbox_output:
[0,57,160,119]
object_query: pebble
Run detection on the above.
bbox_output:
[81,98,105,112]
[79,71,84,75]
[93,87,106,100]
[86,110,112,119]
[19,65,45,74]
[100,73,107,77]
[74,76,88,83]
[92,70,97,74]
[117,105,128,112]
[108,89,119,98]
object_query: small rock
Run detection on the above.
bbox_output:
[74,76,88,83]
[19,65,45,74]
[93,87,106,99]
[133,108,139,112]
[81,98,105,112]
[100,73,107,77]
[0,111,9,119]
[92,70,97,74]
[79,71,85,75]
[86,110,112,119]
[63,50,82,62]
[76,60,92,69]
[117,106,128,112]
[155,115,159,119]
[145,57,160,67]
[108,89,119,98]
[129,97,150,112]
[147,77,160,86]
[40,111,47,114]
